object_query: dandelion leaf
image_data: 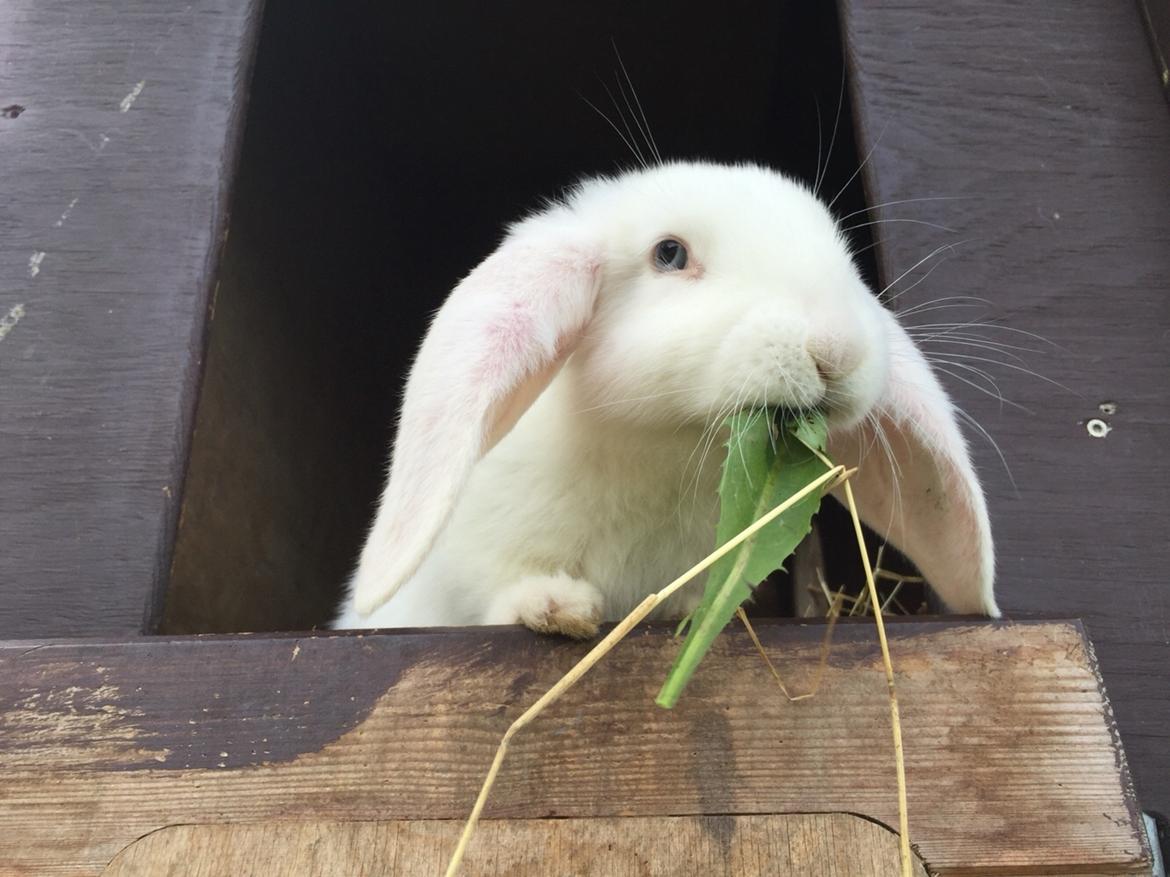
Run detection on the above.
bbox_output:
[656,409,829,708]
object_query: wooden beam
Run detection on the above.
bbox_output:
[0,621,1147,874]
[0,0,263,635]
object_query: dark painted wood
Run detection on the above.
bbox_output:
[840,0,1170,816]
[0,1,263,635]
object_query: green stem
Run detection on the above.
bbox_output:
[655,452,782,709]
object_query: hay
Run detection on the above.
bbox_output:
[442,465,850,877]
[444,456,913,877]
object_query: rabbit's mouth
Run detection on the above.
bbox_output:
[769,402,827,423]
[764,388,873,435]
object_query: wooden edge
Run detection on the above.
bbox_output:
[0,613,1091,651]
[102,813,931,876]
[149,0,267,634]
[1081,621,1153,865]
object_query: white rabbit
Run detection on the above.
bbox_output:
[335,161,998,635]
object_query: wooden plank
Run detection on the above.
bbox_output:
[0,0,262,635]
[840,0,1170,816]
[101,814,929,876]
[0,621,1147,875]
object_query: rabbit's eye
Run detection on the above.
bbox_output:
[653,238,688,272]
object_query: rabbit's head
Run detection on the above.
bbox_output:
[558,163,887,432]
[352,161,997,618]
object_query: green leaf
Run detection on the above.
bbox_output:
[655,409,830,708]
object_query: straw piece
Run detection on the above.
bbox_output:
[737,595,840,702]
[442,465,848,876]
[843,480,912,877]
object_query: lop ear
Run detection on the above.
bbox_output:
[351,217,603,616]
[827,311,999,616]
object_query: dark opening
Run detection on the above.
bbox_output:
[161,0,890,634]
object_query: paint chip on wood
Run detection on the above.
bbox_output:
[27,252,45,278]
[120,81,146,112]
[0,303,26,341]
[55,198,80,227]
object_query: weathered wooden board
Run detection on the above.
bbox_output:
[0,621,1148,875]
[101,814,929,876]
[841,0,1170,816]
[0,0,262,636]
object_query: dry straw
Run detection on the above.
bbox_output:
[443,459,913,877]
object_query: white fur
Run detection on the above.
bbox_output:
[336,161,997,632]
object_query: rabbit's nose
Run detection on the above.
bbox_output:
[807,335,863,383]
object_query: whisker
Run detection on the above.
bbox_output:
[843,217,958,235]
[918,336,1038,360]
[900,304,987,321]
[681,410,718,510]
[827,120,887,211]
[612,42,661,165]
[928,351,1077,395]
[836,195,970,225]
[816,67,847,198]
[850,237,883,260]
[613,72,654,168]
[898,295,994,316]
[929,363,1032,414]
[881,249,957,305]
[681,408,720,498]
[882,240,973,301]
[736,406,765,488]
[600,79,647,168]
[953,405,1019,494]
[573,386,707,415]
[578,92,645,168]
[871,412,903,525]
[905,320,1062,348]
[930,357,1008,395]
[913,331,1043,355]
[688,374,752,510]
[813,96,824,196]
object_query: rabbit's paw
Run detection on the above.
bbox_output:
[484,573,604,639]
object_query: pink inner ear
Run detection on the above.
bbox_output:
[350,230,602,617]
[828,313,998,617]
[485,326,583,450]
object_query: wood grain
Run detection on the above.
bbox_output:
[0,0,262,636]
[841,0,1170,817]
[0,622,1148,875]
[101,813,929,876]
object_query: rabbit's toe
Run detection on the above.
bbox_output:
[484,572,604,639]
